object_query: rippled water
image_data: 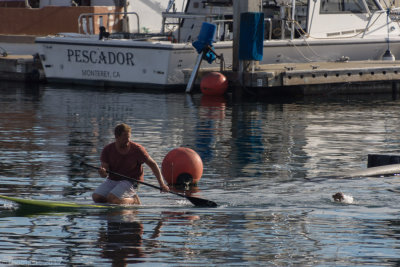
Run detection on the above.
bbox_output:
[1,81,400,266]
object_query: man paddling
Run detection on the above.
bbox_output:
[92,123,169,205]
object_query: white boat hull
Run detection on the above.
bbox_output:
[263,38,400,63]
[37,37,203,88]
[36,36,400,89]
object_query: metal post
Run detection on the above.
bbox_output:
[291,0,296,39]
[123,0,130,32]
[232,0,262,95]
[185,52,204,93]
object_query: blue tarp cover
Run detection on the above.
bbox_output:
[239,12,264,61]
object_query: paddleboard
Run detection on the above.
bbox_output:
[0,194,115,211]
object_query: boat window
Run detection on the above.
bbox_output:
[320,0,368,13]
[364,0,380,12]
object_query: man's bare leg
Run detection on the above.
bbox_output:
[107,193,141,205]
[92,193,108,203]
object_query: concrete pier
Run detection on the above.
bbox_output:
[241,61,400,87]
[187,60,400,95]
[0,54,44,82]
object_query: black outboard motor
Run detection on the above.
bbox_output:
[99,26,110,40]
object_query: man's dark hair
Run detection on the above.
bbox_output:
[114,123,131,137]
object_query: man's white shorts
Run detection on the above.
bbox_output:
[94,179,138,199]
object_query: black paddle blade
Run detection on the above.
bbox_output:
[186,196,218,207]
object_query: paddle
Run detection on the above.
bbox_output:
[80,162,218,207]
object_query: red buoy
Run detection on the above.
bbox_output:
[200,72,228,96]
[161,147,203,186]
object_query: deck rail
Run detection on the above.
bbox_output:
[162,12,273,41]
[78,11,140,35]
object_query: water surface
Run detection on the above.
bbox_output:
[1,82,400,265]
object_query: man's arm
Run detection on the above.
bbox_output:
[145,156,169,192]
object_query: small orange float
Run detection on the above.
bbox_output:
[161,147,203,186]
[200,72,228,96]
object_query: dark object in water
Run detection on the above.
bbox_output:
[176,173,193,189]
[367,154,400,168]
[332,192,345,202]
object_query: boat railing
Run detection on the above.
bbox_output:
[212,18,272,41]
[212,19,233,41]
[265,18,273,40]
[161,12,273,42]
[78,12,140,35]
[161,12,221,41]
[78,10,274,41]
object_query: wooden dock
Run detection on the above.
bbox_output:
[189,60,400,95]
[0,54,44,82]
[2,53,400,95]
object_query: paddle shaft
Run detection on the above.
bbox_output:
[82,162,180,194]
[81,162,217,207]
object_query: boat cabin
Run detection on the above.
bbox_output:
[168,0,392,42]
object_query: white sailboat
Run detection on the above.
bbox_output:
[35,0,400,89]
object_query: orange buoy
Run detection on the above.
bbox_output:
[161,147,203,186]
[200,72,228,96]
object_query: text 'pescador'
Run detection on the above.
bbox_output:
[67,49,135,66]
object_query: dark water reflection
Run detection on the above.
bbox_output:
[2,81,400,265]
